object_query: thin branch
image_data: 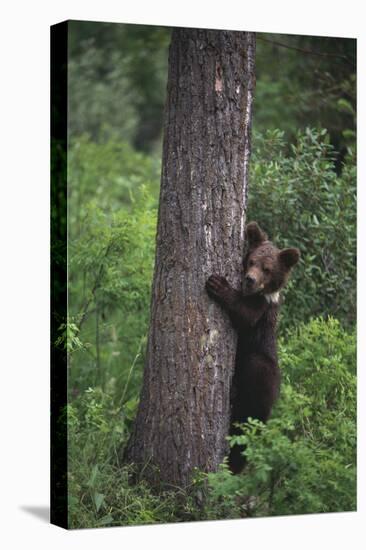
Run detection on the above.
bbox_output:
[78,241,113,330]
[95,302,101,386]
[119,336,145,406]
[257,35,354,66]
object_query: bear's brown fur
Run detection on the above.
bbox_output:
[206,222,300,473]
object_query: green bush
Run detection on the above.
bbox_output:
[248,128,356,329]
[206,317,356,518]
[67,386,168,528]
[67,317,356,526]
[66,129,356,401]
[67,386,205,528]
[65,132,356,526]
[67,137,159,398]
[68,136,161,214]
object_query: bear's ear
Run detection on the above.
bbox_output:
[279,248,300,270]
[245,222,268,249]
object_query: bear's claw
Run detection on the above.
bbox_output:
[206,274,229,297]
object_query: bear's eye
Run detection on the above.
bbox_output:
[248,260,254,267]
[263,267,271,275]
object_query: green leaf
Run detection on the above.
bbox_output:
[93,492,105,513]
[87,465,99,488]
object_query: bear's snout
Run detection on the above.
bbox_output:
[243,273,260,294]
[245,274,256,287]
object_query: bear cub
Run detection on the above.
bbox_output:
[206,222,300,473]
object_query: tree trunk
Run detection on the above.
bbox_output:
[126,28,256,488]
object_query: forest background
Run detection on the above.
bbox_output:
[60,22,356,528]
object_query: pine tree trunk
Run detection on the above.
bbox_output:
[126,28,256,488]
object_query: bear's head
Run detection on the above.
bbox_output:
[243,222,300,301]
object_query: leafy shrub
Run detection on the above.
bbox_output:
[67,138,159,398]
[68,317,356,526]
[206,317,356,518]
[65,132,356,526]
[68,136,161,213]
[248,128,356,329]
[67,386,204,528]
[66,129,356,401]
[67,386,171,528]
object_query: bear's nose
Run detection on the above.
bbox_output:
[245,274,256,287]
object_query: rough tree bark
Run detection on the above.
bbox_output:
[126,28,256,488]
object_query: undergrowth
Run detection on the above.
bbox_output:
[67,317,356,528]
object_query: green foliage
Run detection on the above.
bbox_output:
[68,22,356,159]
[65,129,356,526]
[67,137,159,398]
[255,34,356,158]
[67,386,172,528]
[68,135,161,214]
[67,318,356,526]
[248,128,356,329]
[67,386,205,528]
[54,321,87,353]
[206,317,356,518]
[68,21,170,151]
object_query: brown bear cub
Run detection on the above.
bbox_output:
[206,222,300,473]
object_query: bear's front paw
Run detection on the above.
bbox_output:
[206,274,230,300]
